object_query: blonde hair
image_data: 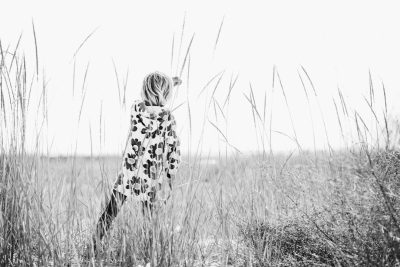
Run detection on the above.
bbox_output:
[141,71,173,106]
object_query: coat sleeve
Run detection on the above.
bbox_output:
[165,118,181,183]
[113,105,136,196]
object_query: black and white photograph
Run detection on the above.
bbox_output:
[1,1,400,266]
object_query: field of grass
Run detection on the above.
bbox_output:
[2,149,400,266]
[1,31,400,266]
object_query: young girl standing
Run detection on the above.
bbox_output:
[94,72,182,244]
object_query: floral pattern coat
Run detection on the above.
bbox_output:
[114,100,180,203]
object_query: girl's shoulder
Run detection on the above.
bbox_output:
[130,100,176,123]
[130,100,146,114]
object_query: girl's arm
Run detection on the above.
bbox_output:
[114,104,136,196]
[165,77,182,185]
[166,119,181,188]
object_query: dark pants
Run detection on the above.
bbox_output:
[95,190,127,241]
[95,190,154,242]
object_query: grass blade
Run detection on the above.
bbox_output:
[112,59,121,106]
[222,72,239,108]
[170,33,175,72]
[32,20,39,80]
[9,32,23,71]
[175,14,186,75]
[179,33,195,78]
[198,70,225,98]
[213,16,225,54]
[71,26,99,60]
[78,62,90,124]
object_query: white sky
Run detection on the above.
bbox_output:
[1,0,400,156]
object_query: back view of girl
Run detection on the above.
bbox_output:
[94,72,182,245]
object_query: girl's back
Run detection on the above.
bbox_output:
[114,100,180,203]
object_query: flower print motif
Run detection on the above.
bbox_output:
[148,143,164,161]
[170,129,177,139]
[156,127,162,136]
[131,114,139,132]
[143,159,152,174]
[143,159,157,179]
[141,124,152,138]
[166,139,180,180]
[138,145,146,156]
[166,142,176,157]
[137,101,146,112]
[130,177,149,195]
[157,113,170,135]
[150,165,157,178]
[150,122,163,137]
[157,142,165,160]
[125,153,137,171]
[131,138,142,153]
[131,114,147,132]
[126,176,137,190]
[150,161,162,178]
[151,130,159,139]
[147,188,156,202]
[129,176,142,195]
[140,178,150,193]
[161,123,169,139]
[166,123,177,141]
[149,113,156,120]
[157,110,170,122]
[148,144,156,159]
[115,172,124,185]
[136,114,147,126]
[165,124,171,133]
[134,177,151,194]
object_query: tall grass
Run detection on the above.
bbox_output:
[1,26,400,267]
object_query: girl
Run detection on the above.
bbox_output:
[93,72,182,245]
